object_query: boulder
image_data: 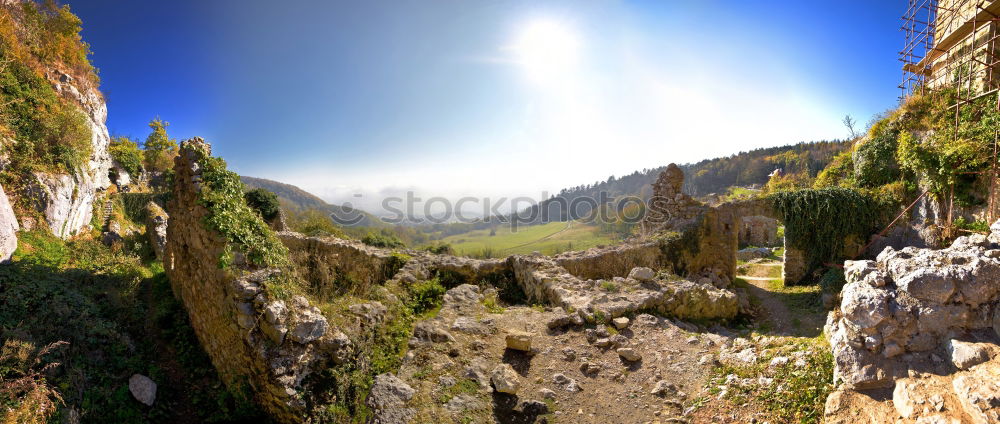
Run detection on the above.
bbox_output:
[27,172,97,239]
[628,266,656,281]
[128,374,157,406]
[612,317,630,330]
[952,362,1000,424]
[616,347,641,362]
[505,330,533,351]
[0,184,18,263]
[946,339,990,370]
[491,364,520,394]
[367,373,415,408]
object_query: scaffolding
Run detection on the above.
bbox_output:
[900,0,1000,224]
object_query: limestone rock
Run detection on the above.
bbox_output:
[289,305,329,344]
[616,347,641,362]
[612,317,630,330]
[946,339,990,370]
[128,374,157,406]
[367,373,417,423]
[505,330,533,351]
[145,201,168,259]
[491,364,520,394]
[650,380,676,397]
[27,172,97,239]
[952,362,1000,424]
[0,184,18,263]
[628,266,655,281]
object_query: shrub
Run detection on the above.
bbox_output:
[852,123,901,187]
[422,242,453,255]
[361,230,404,249]
[244,188,280,222]
[109,136,143,177]
[406,278,445,316]
[287,208,346,238]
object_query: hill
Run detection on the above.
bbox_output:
[517,140,851,223]
[240,176,383,227]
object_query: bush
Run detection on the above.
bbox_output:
[406,278,445,316]
[361,230,404,249]
[853,123,901,187]
[422,242,453,255]
[109,136,143,177]
[286,208,346,238]
[244,188,280,222]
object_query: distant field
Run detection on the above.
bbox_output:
[440,221,614,257]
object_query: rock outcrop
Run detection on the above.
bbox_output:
[145,201,168,259]
[0,183,18,263]
[20,71,112,239]
[826,232,1000,389]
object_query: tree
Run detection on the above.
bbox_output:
[108,135,142,176]
[843,114,858,140]
[142,117,178,172]
[244,188,280,221]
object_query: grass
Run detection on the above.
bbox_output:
[2,230,263,423]
[440,220,613,257]
[708,337,833,424]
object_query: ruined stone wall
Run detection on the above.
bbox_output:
[826,226,1000,390]
[278,231,395,297]
[164,140,346,423]
[739,215,778,247]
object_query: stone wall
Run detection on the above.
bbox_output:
[825,224,1000,390]
[164,139,347,423]
[278,231,396,298]
[739,215,778,247]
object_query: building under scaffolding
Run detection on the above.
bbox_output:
[900,0,1000,224]
[900,0,1000,102]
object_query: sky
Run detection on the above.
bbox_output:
[68,0,905,215]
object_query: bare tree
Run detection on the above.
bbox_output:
[843,114,859,139]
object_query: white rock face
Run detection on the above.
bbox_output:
[24,72,112,239]
[0,184,18,263]
[28,172,96,239]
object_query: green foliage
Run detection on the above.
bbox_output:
[818,268,846,298]
[2,231,265,422]
[313,304,414,423]
[768,188,891,277]
[710,340,833,423]
[286,208,347,238]
[142,118,178,173]
[406,278,446,316]
[190,146,289,268]
[600,280,619,293]
[422,242,453,255]
[0,56,92,174]
[0,1,96,81]
[853,123,902,187]
[953,217,990,233]
[244,187,280,222]
[813,150,855,188]
[109,136,143,177]
[361,230,405,249]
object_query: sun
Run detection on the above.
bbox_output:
[511,19,581,84]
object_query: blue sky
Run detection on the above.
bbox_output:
[69,1,904,211]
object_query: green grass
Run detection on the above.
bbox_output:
[2,230,263,423]
[440,221,613,257]
[709,337,833,423]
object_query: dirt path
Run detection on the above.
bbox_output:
[737,260,823,337]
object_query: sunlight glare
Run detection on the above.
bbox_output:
[511,19,581,84]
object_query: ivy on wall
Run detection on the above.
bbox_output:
[768,187,892,273]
